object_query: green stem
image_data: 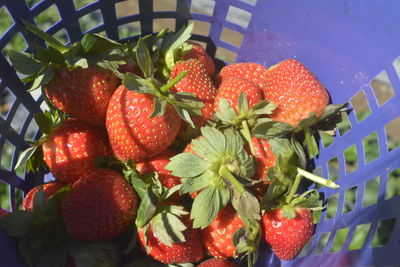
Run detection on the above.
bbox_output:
[23,21,68,54]
[286,173,302,203]
[219,165,246,194]
[160,71,187,93]
[241,120,256,155]
[297,167,340,189]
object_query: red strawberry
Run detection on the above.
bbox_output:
[136,149,181,190]
[201,205,245,258]
[261,207,314,260]
[263,59,329,127]
[214,77,263,113]
[0,208,9,218]
[61,169,138,242]
[106,85,181,162]
[197,258,237,267]
[45,66,119,127]
[183,41,216,77]
[217,63,269,89]
[23,181,66,211]
[138,214,204,264]
[170,58,217,128]
[42,118,112,183]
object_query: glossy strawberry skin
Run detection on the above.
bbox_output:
[201,205,245,258]
[197,258,237,267]
[183,42,216,78]
[61,169,138,242]
[217,63,269,90]
[263,59,329,127]
[214,77,263,114]
[23,181,66,211]
[170,59,217,128]
[261,208,314,260]
[42,119,112,184]
[138,215,204,264]
[106,85,181,162]
[45,66,119,127]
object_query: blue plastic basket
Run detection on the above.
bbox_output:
[1,0,400,266]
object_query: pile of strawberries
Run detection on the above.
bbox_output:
[0,22,347,267]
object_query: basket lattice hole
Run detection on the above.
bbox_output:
[327,156,339,182]
[154,18,176,33]
[215,47,237,64]
[14,188,24,210]
[312,166,324,190]
[33,4,61,31]
[338,112,351,136]
[190,20,211,37]
[297,237,313,257]
[363,131,380,164]
[153,0,176,12]
[190,0,215,16]
[0,87,15,119]
[325,193,339,220]
[385,168,400,200]
[362,176,380,207]
[320,131,334,148]
[0,140,15,170]
[343,186,357,214]
[370,71,395,107]
[385,117,400,152]
[73,0,97,10]
[118,22,141,40]
[26,0,41,9]
[10,103,29,134]
[371,218,396,247]
[0,180,11,210]
[226,5,251,28]
[1,32,28,57]
[311,232,331,255]
[24,118,39,142]
[220,27,244,48]
[329,227,350,252]
[0,6,14,38]
[348,223,371,250]
[344,144,358,175]
[242,0,258,5]
[115,0,138,18]
[79,9,103,33]
[350,90,372,123]
[393,56,400,80]
[52,28,69,45]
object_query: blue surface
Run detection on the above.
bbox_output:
[1,0,400,266]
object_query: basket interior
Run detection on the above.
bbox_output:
[1,1,400,266]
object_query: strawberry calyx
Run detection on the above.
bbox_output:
[166,126,261,229]
[10,21,125,92]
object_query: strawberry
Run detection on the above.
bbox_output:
[261,207,314,260]
[0,208,9,218]
[45,66,119,127]
[137,213,204,264]
[136,149,181,191]
[61,169,138,242]
[106,84,181,162]
[183,41,216,77]
[262,59,329,127]
[42,118,112,183]
[170,58,217,128]
[214,77,263,114]
[217,63,269,89]
[197,258,237,267]
[201,205,245,258]
[23,181,66,211]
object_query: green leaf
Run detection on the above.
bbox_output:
[32,188,46,214]
[135,185,160,228]
[291,136,307,169]
[65,54,88,69]
[149,97,166,118]
[14,146,37,171]
[0,210,34,237]
[282,205,296,219]
[151,211,187,246]
[237,92,250,117]
[136,38,154,78]
[161,23,194,54]
[231,189,261,221]
[122,73,157,95]
[37,246,68,267]
[129,177,148,200]
[251,100,277,116]
[216,98,238,124]
[25,145,45,173]
[313,103,350,132]
[173,105,195,128]
[34,112,53,135]
[260,180,288,209]
[34,46,64,64]
[180,171,213,195]
[8,50,47,75]
[28,64,55,91]
[166,153,210,178]
[81,33,122,54]
[200,126,227,155]
[304,127,319,158]
[191,186,225,229]
[252,118,294,139]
